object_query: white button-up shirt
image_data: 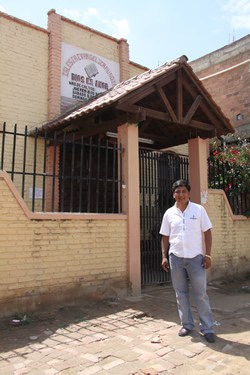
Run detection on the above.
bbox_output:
[159,201,212,258]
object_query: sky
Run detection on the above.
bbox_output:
[0,0,250,69]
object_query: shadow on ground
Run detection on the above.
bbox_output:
[0,278,249,363]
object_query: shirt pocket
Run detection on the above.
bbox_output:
[185,216,200,234]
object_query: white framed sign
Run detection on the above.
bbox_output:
[61,43,120,108]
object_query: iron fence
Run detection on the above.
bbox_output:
[0,123,122,213]
[208,156,250,216]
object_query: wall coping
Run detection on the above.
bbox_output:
[0,170,127,221]
[49,8,121,44]
[1,170,247,222]
[208,189,249,221]
[0,11,48,34]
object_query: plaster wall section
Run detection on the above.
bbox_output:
[0,13,48,129]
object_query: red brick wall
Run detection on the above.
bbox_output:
[190,35,250,137]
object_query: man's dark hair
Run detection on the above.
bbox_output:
[172,179,191,193]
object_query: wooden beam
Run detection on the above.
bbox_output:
[183,95,202,125]
[182,74,223,130]
[142,130,190,147]
[156,85,178,122]
[117,103,170,122]
[54,114,129,141]
[116,103,146,121]
[139,118,151,133]
[189,119,215,132]
[177,69,183,122]
[116,72,176,107]
[144,107,170,121]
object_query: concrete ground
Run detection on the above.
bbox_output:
[0,277,250,375]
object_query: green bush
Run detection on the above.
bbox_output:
[210,137,250,196]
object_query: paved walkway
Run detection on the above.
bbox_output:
[0,280,250,375]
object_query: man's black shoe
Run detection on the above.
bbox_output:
[178,327,192,337]
[204,333,215,343]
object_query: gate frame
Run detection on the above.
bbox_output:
[117,121,210,294]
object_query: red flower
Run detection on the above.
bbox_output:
[213,150,220,156]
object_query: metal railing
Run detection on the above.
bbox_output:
[139,149,189,285]
[0,123,122,213]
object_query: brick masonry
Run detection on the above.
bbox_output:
[0,172,128,318]
[0,170,249,318]
[206,190,250,281]
[190,35,250,138]
[0,13,49,129]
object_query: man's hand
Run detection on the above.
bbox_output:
[161,257,169,272]
[202,255,212,269]
[161,236,170,272]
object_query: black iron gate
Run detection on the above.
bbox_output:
[139,149,189,285]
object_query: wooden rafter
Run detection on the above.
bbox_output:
[156,85,178,122]
[177,69,183,122]
[183,95,202,125]
[182,73,224,131]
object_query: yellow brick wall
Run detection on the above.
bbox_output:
[0,15,49,129]
[62,20,120,63]
[0,172,127,317]
[129,62,148,78]
[206,190,250,281]
[1,172,250,317]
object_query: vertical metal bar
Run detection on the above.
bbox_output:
[151,152,156,283]
[148,151,153,283]
[42,131,47,212]
[139,149,142,282]
[212,157,216,188]
[153,152,159,281]
[87,137,93,212]
[140,149,146,284]
[78,136,84,212]
[1,122,6,170]
[222,160,226,190]
[32,128,38,212]
[60,132,66,212]
[21,126,28,198]
[70,133,76,212]
[209,157,212,187]
[51,132,57,212]
[11,124,17,181]
[103,138,108,213]
[142,149,147,285]
[111,141,117,213]
[95,137,101,212]
[119,142,123,213]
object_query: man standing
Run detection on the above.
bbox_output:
[160,179,215,343]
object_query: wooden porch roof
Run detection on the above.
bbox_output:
[34,55,234,149]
